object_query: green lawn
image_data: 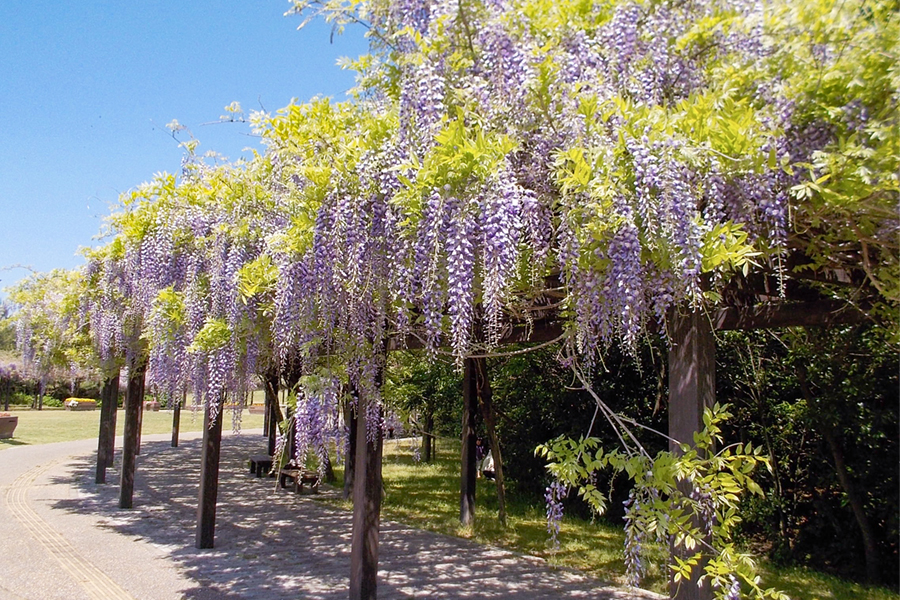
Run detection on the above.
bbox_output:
[0,406,265,448]
[324,437,899,600]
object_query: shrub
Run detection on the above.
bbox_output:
[9,392,33,406]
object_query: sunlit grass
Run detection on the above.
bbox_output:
[321,437,898,600]
[0,405,265,448]
[759,564,900,600]
[322,437,669,593]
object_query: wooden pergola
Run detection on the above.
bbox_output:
[348,291,867,600]
[94,267,870,600]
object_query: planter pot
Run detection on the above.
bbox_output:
[0,415,18,439]
[143,400,160,411]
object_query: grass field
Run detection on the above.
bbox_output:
[322,438,899,600]
[0,405,266,447]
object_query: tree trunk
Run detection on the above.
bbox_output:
[820,424,879,583]
[797,370,880,584]
[459,358,478,527]
[758,397,791,549]
[323,452,336,483]
[474,357,507,526]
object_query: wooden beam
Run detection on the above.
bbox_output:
[196,398,224,549]
[494,320,566,344]
[119,360,146,509]
[95,373,119,484]
[386,319,566,352]
[713,300,867,331]
[386,300,866,357]
[668,310,715,600]
[349,394,383,600]
[460,358,478,527]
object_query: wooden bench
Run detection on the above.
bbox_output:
[248,455,274,477]
[279,469,320,494]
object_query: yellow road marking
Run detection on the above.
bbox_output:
[5,461,136,600]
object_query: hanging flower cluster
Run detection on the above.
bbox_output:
[48,0,892,433]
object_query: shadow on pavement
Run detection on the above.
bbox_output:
[51,435,656,600]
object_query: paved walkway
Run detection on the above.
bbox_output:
[0,431,661,599]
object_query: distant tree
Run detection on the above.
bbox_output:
[7,270,94,408]
[718,327,898,586]
[383,351,460,461]
[0,303,16,352]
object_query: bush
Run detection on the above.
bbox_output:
[9,392,33,406]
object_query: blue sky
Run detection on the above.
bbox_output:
[0,1,368,297]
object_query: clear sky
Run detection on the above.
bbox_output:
[0,0,368,297]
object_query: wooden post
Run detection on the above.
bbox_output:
[344,396,358,501]
[171,400,181,447]
[265,372,279,456]
[286,406,296,463]
[196,396,224,549]
[119,360,146,509]
[349,392,383,600]
[263,389,271,439]
[424,410,435,463]
[135,392,144,455]
[668,309,715,600]
[95,372,120,484]
[459,357,478,527]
